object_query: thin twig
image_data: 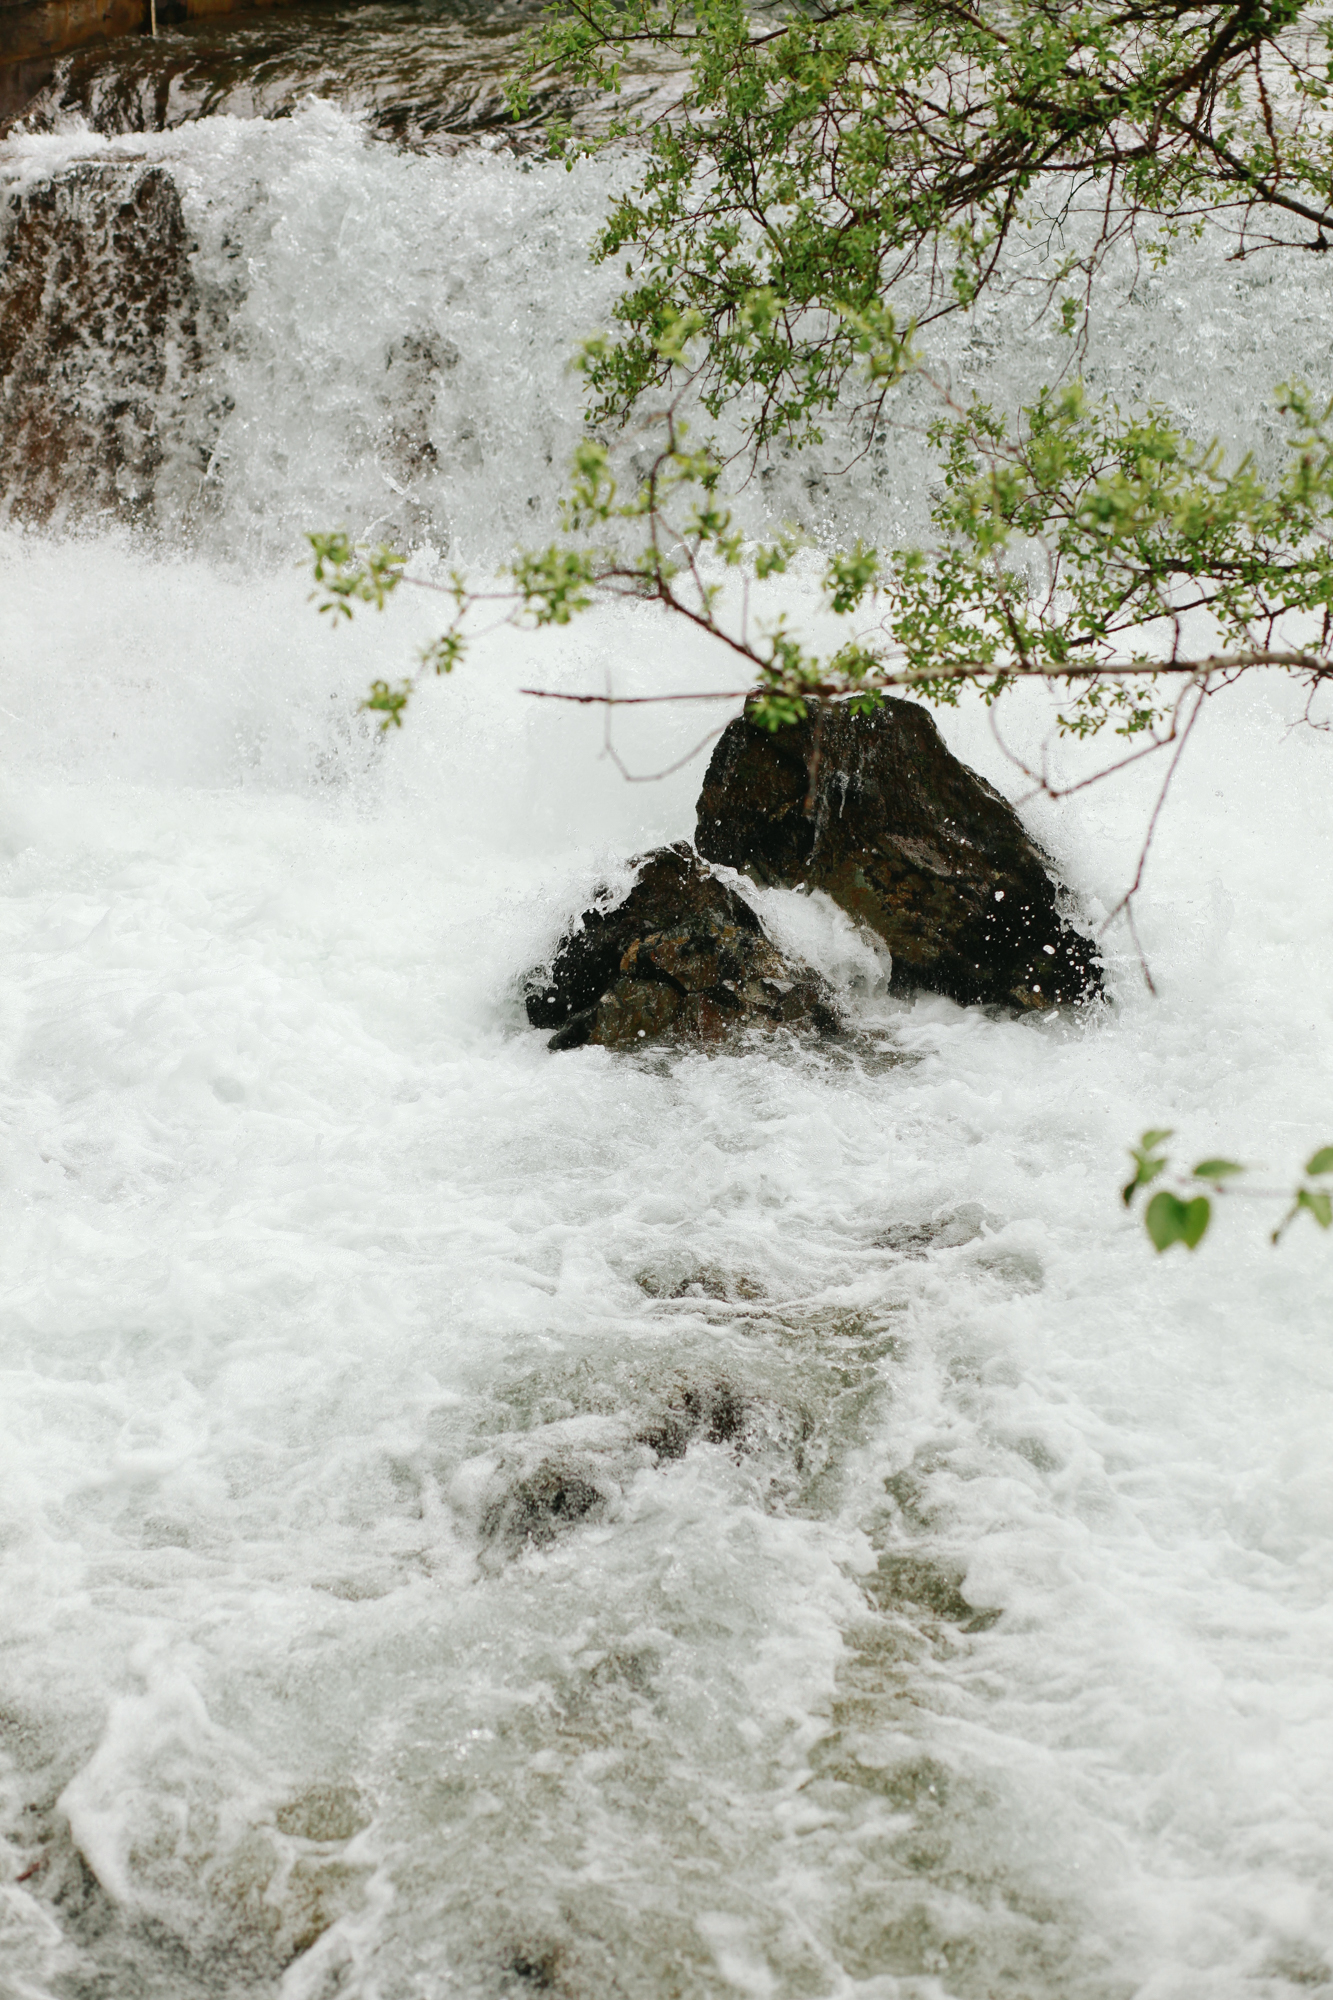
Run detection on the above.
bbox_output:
[1098,680,1208,987]
[520,687,752,705]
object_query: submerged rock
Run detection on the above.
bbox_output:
[479,1460,611,1557]
[696,703,1103,1011]
[635,1379,749,1460]
[526,842,839,1051]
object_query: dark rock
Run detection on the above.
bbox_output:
[636,1265,765,1301]
[380,330,450,487]
[635,1380,748,1461]
[527,842,840,1051]
[866,1552,1002,1632]
[505,1947,562,1991]
[0,160,221,530]
[695,703,1103,1011]
[479,1462,609,1555]
[876,1203,990,1257]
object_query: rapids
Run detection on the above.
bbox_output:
[2,22,1333,2000]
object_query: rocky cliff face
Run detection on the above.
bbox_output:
[696,702,1103,1011]
[0,159,223,529]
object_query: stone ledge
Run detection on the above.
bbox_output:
[0,0,371,127]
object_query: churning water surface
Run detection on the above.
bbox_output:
[2,29,1333,2000]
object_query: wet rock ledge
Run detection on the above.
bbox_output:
[527,700,1103,1052]
[0,0,383,130]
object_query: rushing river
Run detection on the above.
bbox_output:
[3,14,1333,1998]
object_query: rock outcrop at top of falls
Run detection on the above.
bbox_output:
[526,843,840,1052]
[695,702,1103,1011]
[0,161,216,529]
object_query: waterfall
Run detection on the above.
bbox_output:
[3,17,1333,2000]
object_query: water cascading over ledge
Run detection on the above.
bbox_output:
[0,138,492,546]
[8,0,600,146]
[0,158,221,528]
[0,84,645,556]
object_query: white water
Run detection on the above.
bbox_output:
[3,91,1333,2000]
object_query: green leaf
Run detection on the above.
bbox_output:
[1275,1185,1333,1244]
[1299,1187,1333,1228]
[363,679,412,730]
[1305,1146,1333,1175]
[1121,1129,1172,1206]
[1145,1191,1211,1253]
[1191,1158,1244,1180]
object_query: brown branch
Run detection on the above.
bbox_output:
[601,719,732,781]
[517,649,1325,706]
[519,687,753,704]
[1162,112,1333,237]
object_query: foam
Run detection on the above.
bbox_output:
[2,95,1333,2000]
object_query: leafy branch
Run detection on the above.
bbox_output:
[508,0,1333,451]
[1122,1130,1333,1249]
[311,340,1333,749]
[311,340,1333,966]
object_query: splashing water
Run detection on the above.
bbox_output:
[2,37,1333,2000]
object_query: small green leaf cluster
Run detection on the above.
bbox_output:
[873,378,1333,738]
[1122,1131,1333,1251]
[508,546,601,625]
[364,679,412,728]
[308,533,404,620]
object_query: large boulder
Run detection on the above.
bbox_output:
[526,843,839,1051]
[695,702,1102,1010]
